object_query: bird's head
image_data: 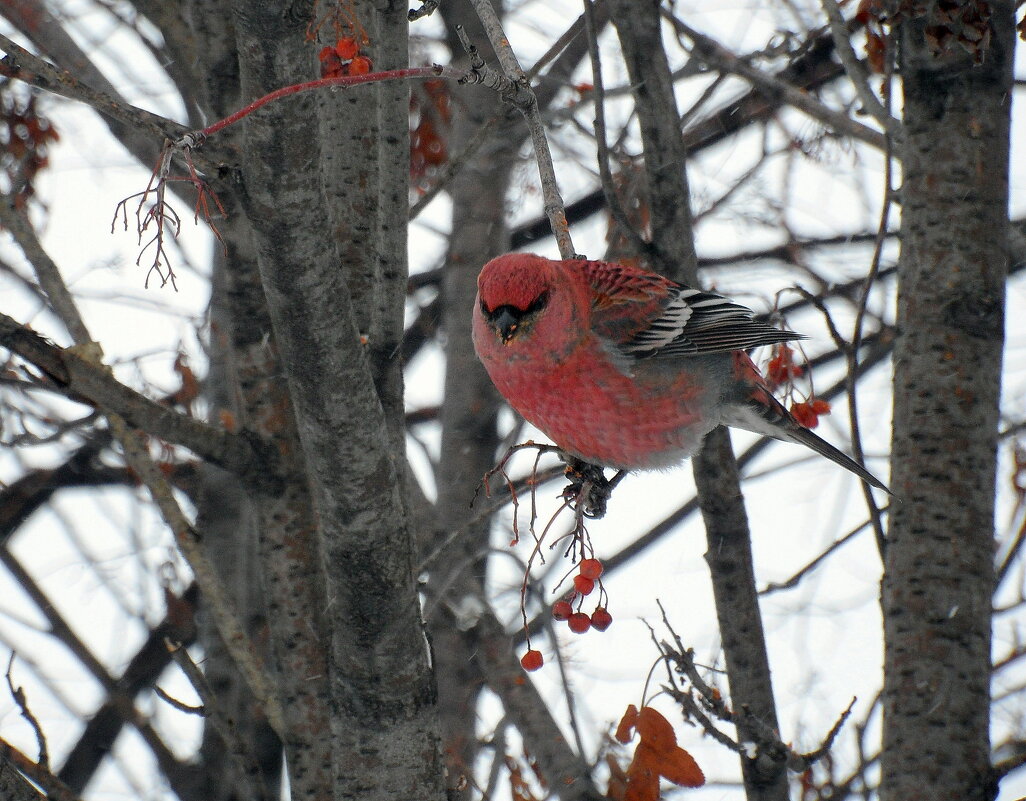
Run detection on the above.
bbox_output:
[476,253,559,345]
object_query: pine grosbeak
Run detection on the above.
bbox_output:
[472,253,888,491]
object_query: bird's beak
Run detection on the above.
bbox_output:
[494,308,520,343]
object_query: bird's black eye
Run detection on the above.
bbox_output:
[526,291,549,314]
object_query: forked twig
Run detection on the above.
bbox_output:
[111,133,227,289]
[5,654,48,770]
[115,65,465,287]
[656,605,856,772]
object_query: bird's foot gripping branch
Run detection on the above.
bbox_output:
[560,457,627,520]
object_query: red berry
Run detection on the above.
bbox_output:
[590,607,613,631]
[318,48,344,79]
[578,558,603,579]
[348,56,372,76]
[567,612,591,633]
[573,575,595,595]
[790,401,819,429]
[335,37,359,60]
[520,649,544,671]
[551,600,573,621]
[810,398,832,415]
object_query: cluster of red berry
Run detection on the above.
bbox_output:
[764,343,832,430]
[551,558,612,633]
[765,343,804,388]
[519,558,614,672]
[318,37,371,79]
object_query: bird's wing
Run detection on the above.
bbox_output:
[580,260,803,359]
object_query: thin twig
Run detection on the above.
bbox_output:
[153,685,205,716]
[5,654,48,769]
[846,28,896,557]
[820,0,899,135]
[526,12,586,81]
[200,65,464,138]
[789,697,858,771]
[582,0,650,257]
[759,516,879,595]
[462,1,579,258]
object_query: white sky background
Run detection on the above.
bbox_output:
[1,0,1025,799]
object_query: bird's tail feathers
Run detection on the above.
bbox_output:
[721,394,892,494]
[778,422,892,494]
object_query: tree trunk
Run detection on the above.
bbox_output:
[882,5,1013,800]
[228,2,445,798]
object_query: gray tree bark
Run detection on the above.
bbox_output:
[226,2,445,799]
[883,4,1014,800]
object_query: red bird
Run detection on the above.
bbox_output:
[472,253,888,491]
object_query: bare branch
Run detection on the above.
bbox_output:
[164,640,274,801]
[0,32,199,157]
[0,312,279,489]
[820,0,899,133]
[582,0,650,258]
[1,739,82,801]
[0,755,45,801]
[461,2,579,258]
[656,18,887,151]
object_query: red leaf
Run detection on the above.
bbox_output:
[654,745,704,788]
[622,707,706,797]
[636,706,676,752]
[171,353,200,406]
[615,704,639,744]
[623,745,660,801]
[864,30,887,73]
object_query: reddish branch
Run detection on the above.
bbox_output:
[199,65,465,137]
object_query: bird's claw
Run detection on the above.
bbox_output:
[561,458,626,520]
